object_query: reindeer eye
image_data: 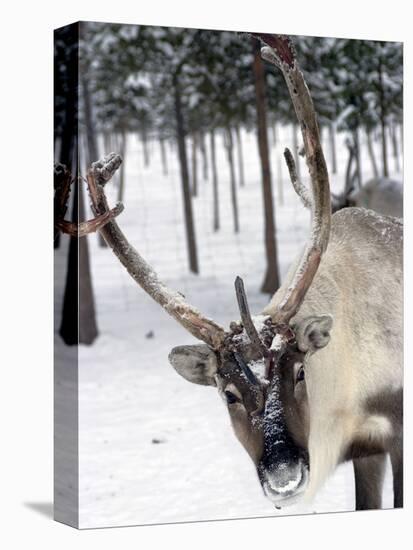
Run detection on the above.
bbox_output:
[296,366,305,383]
[225,390,239,405]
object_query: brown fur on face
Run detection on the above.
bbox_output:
[215,343,311,470]
[275,346,309,452]
[215,357,265,465]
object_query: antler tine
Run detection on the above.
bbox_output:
[255,34,332,324]
[87,153,226,350]
[234,276,269,357]
[55,202,124,237]
[54,160,124,238]
[234,351,260,386]
[283,148,312,209]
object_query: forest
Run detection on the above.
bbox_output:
[54,23,403,345]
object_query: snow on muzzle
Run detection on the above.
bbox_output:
[258,374,309,507]
[259,455,308,507]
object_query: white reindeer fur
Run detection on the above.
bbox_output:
[263,207,403,500]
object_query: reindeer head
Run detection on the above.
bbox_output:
[88,35,332,508]
[168,282,333,507]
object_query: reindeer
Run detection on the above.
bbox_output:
[86,34,403,511]
[332,177,403,218]
[287,139,403,219]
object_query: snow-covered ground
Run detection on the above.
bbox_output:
[56,126,402,528]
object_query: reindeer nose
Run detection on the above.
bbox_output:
[265,461,304,494]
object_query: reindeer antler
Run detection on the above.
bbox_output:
[54,162,124,238]
[253,34,332,324]
[87,153,227,350]
[82,34,330,365]
[234,276,269,358]
[55,201,124,237]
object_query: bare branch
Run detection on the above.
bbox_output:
[283,148,312,209]
[87,154,226,350]
[255,35,332,324]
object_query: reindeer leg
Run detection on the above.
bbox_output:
[390,436,403,508]
[353,454,386,510]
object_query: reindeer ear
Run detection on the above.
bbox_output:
[295,315,333,353]
[168,345,218,386]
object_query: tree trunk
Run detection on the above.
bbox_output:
[272,121,277,147]
[292,122,301,180]
[210,129,220,232]
[380,122,389,178]
[60,177,98,345]
[142,127,150,168]
[328,122,337,174]
[224,126,240,234]
[53,135,62,248]
[54,119,73,249]
[252,40,280,294]
[78,180,99,344]
[81,74,107,247]
[110,132,117,154]
[173,76,199,274]
[59,98,79,334]
[235,125,245,187]
[390,121,400,173]
[345,140,355,194]
[159,137,168,176]
[353,127,362,188]
[81,75,98,163]
[54,22,78,248]
[117,128,127,203]
[191,132,198,197]
[56,26,98,346]
[59,192,79,345]
[199,131,208,181]
[344,145,354,195]
[378,54,389,178]
[277,153,284,206]
[366,129,379,179]
[103,132,111,155]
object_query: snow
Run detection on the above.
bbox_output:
[271,473,303,494]
[231,315,270,349]
[56,125,401,528]
[251,314,269,334]
[248,357,267,384]
[263,374,283,439]
[270,333,284,351]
